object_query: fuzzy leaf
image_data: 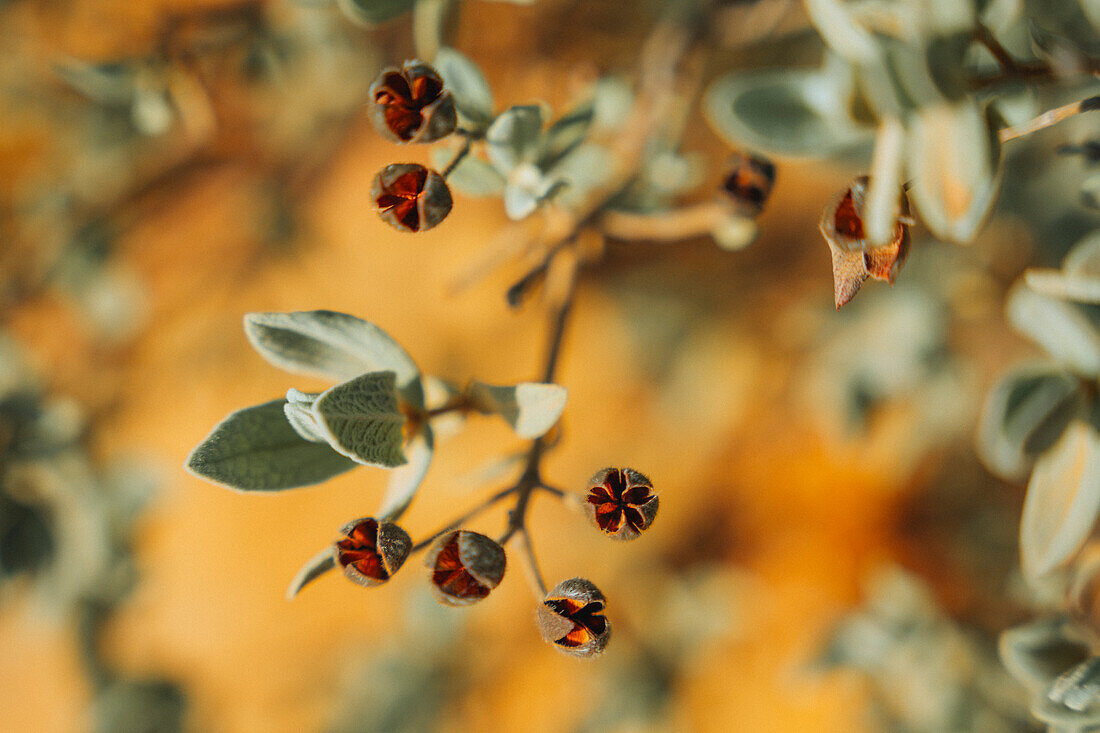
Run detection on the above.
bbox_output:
[335,0,414,26]
[907,100,1001,244]
[433,47,494,128]
[312,371,407,468]
[703,57,869,158]
[486,104,544,174]
[977,365,1086,480]
[467,381,567,438]
[285,546,336,600]
[1000,616,1089,692]
[185,400,357,491]
[283,389,326,443]
[430,147,505,196]
[538,100,595,169]
[1021,421,1100,582]
[377,426,433,520]
[1007,285,1100,377]
[243,311,423,407]
[1034,657,1100,728]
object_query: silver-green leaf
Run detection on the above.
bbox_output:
[285,546,336,600]
[185,400,357,491]
[999,616,1089,693]
[335,0,414,26]
[433,47,494,128]
[1034,657,1100,728]
[430,147,505,196]
[377,426,433,521]
[312,371,407,468]
[1021,421,1100,583]
[243,311,423,407]
[467,381,567,439]
[283,389,326,443]
[486,104,544,174]
[1007,285,1100,377]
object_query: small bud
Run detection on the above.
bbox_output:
[334,517,412,587]
[720,152,776,216]
[819,176,912,308]
[368,61,457,144]
[536,578,610,657]
[584,467,658,541]
[371,163,453,232]
[424,530,506,606]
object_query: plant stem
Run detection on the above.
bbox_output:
[516,528,548,598]
[441,136,473,178]
[410,484,519,553]
[599,201,728,242]
[974,23,1026,76]
[999,95,1100,144]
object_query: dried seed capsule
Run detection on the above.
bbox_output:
[819,176,912,308]
[334,517,412,587]
[371,163,452,232]
[368,61,457,144]
[537,578,610,657]
[720,152,776,216]
[584,467,658,541]
[424,530,506,606]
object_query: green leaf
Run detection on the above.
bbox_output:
[1007,284,1100,376]
[907,100,1001,244]
[486,104,544,174]
[1000,616,1089,693]
[185,400,357,491]
[703,57,869,159]
[538,100,595,170]
[335,0,414,26]
[1025,231,1100,303]
[467,381,566,438]
[377,426,433,520]
[433,47,494,128]
[285,546,336,600]
[1021,421,1100,582]
[312,371,407,468]
[429,147,505,196]
[977,364,1086,480]
[243,311,423,408]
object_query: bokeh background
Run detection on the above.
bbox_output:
[1,0,1097,731]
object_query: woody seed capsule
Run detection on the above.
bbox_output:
[424,530,506,606]
[537,578,611,657]
[585,467,658,541]
[368,61,457,144]
[371,163,453,233]
[334,517,412,587]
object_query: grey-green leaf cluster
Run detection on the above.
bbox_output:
[466,381,567,439]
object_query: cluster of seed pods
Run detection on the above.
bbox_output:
[367,61,457,233]
[328,468,657,656]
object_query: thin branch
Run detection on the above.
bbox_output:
[441,135,473,178]
[410,484,519,553]
[516,528,548,598]
[999,95,1100,144]
[600,201,727,242]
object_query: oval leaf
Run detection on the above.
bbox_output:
[312,371,407,468]
[703,58,869,158]
[336,0,414,26]
[907,100,1001,244]
[977,364,1086,480]
[185,400,357,491]
[283,389,326,443]
[486,104,544,174]
[1007,285,1100,377]
[1021,421,1100,582]
[243,311,423,407]
[467,381,567,439]
[377,426,433,521]
[430,146,505,196]
[285,546,336,600]
[433,47,494,128]
[1000,616,1089,692]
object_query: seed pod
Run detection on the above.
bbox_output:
[424,530,506,606]
[371,163,453,232]
[536,578,611,657]
[720,152,776,216]
[334,517,412,587]
[819,176,912,308]
[368,61,457,144]
[584,467,658,541]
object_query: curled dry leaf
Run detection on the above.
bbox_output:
[820,176,912,308]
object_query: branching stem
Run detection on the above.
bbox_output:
[999,95,1100,144]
